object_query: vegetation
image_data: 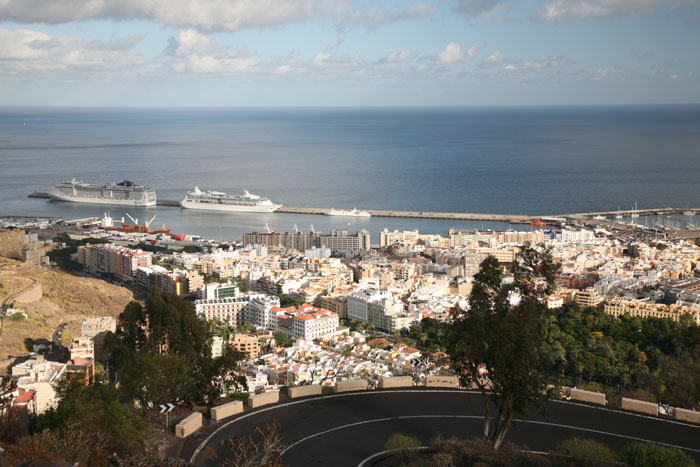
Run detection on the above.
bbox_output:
[622,442,696,467]
[279,294,304,308]
[448,244,557,450]
[384,433,421,463]
[274,332,292,348]
[36,375,148,453]
[543,303,700,409]
[554,437,618,464]
[220,420,289,467]
[106,288,247,408]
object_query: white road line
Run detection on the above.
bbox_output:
[283,415,700,457]
[356,447,431,467]
[188,390,699,464]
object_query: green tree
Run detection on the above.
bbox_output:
[274,332,291,347]
[448,244,556,451]
[38,375,148,451]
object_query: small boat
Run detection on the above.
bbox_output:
[324,208,371,218]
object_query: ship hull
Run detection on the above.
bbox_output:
[180,198,281,213]
[49,190,156,207]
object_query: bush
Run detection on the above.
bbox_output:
[321,385,335,395]
[385,433,421,463]
[555,437,618,464]
[622,442,696,467]
[26,420,109,465]
[8,313,25,321]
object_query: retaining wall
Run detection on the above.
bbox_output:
[425,376,460,388]
[378,376,413,389]
[335,379,368,393]
[247,391,279,409]
[175,412,202,438]
[675,408,700,424]
[211,401,243,422]
[289,385,322,399]
[621,397,658,416]
[569,388,606,405]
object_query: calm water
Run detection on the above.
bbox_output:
[1,106,699,241]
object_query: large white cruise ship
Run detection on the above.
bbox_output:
[180,187,282,213]
[49,179,157,206]
[324,208,371,217]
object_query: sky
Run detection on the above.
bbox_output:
[0,0,699,106]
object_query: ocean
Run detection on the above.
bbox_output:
[1,106,699,241]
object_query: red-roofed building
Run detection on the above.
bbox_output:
[274,304,339,340]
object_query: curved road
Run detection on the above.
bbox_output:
[183,390,700,466]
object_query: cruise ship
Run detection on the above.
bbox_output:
[324,208,371,218]
[180,187,281,213]
[49,179,157,206]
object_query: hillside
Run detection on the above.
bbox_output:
[0,257,134,372]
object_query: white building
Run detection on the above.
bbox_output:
[195,297,248,325]
[244,295,282,329]
[274,304,339,340]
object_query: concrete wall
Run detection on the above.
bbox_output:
[335,379,368,393]
[14,281,42,304]
[675,408,700,424]
[569,388,606,405]
[425,376,459,388]
[621,397,658,416]
[175,412,202,438]
[211,401,243,422]
[289,385,322,399]
[378,376,413,389]
[247,391,279,409]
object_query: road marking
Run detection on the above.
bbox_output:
[188,390,700,464]
[284,415,700,457]
[356,447,431,467]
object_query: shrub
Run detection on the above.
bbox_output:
[555,437,618,464]
[321,385,335,395]
[385,433,421,463]
[622,442,696,467]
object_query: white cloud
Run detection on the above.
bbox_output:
[379,49,417,64]
[539,0,698,23]
[345,3,437,28]
[166,29,258,73]
[480,50,504,68]
[0,0,441,32]
[0,0,347,31]
[436,42,483,64]
[0,27,144,73]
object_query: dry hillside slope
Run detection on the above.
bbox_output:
[0,257,134,372]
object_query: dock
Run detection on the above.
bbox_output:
[27,192,698,223]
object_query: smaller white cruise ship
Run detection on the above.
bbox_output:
[324,208,371,218]
[180,187,281,213]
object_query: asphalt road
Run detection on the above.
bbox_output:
[183,390,700,466]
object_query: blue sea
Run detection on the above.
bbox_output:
[1,106,699,241]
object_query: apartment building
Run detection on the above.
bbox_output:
[605,299,700,325]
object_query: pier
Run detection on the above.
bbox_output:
[27,192,698,223]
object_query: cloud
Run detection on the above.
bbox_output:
[0,0,441,32]
[0,0,348,31]
[166,29,258,73]
[480,50,504,68]
[436,42,484,64]
[345,3,437,28]
[0,27,144,73]
[538,0,698,23]
[379,49,417,64]
[455,0,507,16]
[522,55,570,69]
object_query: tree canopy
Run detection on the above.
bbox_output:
[107,288,246,409]
[448,244,556,450]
